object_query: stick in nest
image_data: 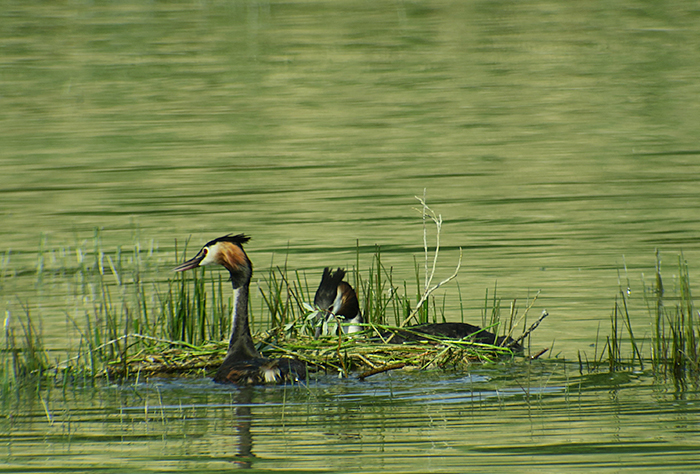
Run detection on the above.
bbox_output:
[358,362,407,381]
[511,310,549,347]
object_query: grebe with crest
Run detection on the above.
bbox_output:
[174,234,305,384]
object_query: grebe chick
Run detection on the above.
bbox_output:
[174,234,305,384]
[313,267,363,337]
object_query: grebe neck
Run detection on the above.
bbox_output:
[226,281,259,361]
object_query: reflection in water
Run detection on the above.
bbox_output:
[232,387,254,469]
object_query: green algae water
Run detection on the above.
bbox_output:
[3,366,700,473]
[2,0,700,471]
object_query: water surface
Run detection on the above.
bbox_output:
[2,0,700,471]
[3,364,700,473]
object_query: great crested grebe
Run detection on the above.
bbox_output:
[174,234,305,384]
[316,271,522,351]
[313,268,363,337]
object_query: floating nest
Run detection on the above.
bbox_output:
[104,317,548,380]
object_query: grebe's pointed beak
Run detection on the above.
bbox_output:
[174,250,206,272]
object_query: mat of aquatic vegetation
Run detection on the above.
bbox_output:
[104,329,535,380]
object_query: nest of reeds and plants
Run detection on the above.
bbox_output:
[98,196,549,381]
[99,308,549,380]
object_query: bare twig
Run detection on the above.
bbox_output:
[399,248,462,328]
[530,348,549,360]
[397,195,462,328]
[421,189,430,292]
[417,193,442,293]
[504,291,542,340]
[358,362,407,381]
[512,310,549,347]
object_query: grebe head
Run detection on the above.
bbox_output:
[174,234,252,288]
[314,267,363,336]
[314,268,347,311]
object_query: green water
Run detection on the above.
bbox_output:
[3,367,700,473]
[2,0,700,471]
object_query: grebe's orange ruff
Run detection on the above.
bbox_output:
[175,234,305,384]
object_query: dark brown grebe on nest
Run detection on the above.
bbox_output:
[174,234,305,384]
[313,268,363,337]
[314,269,522,351]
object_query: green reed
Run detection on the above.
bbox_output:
[355,245,410,327]
[580,251,699,384]
[4,307,49,382]
[2,231,225,385]
[579,268,647,375]
[253,244,427,337]
[257,256,313,336]
[645,251,699,381]
[1,225,534,387]
[352,245,470,329]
